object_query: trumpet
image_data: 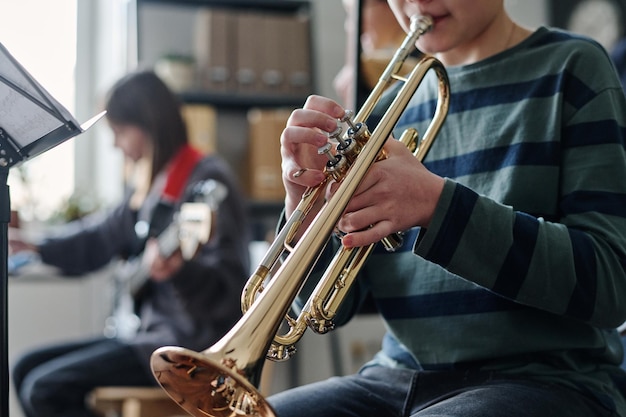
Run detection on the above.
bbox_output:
[150,15,450,417]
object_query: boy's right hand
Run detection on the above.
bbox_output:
[280,95,347,217]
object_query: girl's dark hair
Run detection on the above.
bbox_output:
[104,70,188,182]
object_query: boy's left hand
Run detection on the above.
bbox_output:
[335,138,445,248]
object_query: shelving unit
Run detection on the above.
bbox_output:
[129,0,315,239]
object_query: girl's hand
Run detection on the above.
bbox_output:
[143,238,184,281]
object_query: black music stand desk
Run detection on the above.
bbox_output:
[0,42,104,417]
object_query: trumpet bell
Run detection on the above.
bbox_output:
[151,346,275,417]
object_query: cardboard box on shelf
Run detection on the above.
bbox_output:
[181,104,217,155]
[284,15,312,96]
[194,8,236,92]
[247,108,291,201]
[234,12,265,94]
[194,8,312,97]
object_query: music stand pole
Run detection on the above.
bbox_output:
[0,167,9,417]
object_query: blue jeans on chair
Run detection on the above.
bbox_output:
[268,365,618,417]
[12,337,156,417]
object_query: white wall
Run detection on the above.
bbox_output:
[310,0,348,101]
[74,0,133,208]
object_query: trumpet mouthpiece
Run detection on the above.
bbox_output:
[410,15,434,34]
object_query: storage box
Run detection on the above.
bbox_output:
[181,104,217,155]
[247,108,291,201]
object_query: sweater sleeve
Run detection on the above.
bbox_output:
[415,40,626,329]
[37,196,138,276]
[417,127,626,328]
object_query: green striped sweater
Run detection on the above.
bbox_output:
[329,26,626,413]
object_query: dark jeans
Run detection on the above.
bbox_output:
[12,337,157,417]
[268,365,618,417]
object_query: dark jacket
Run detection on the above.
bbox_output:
[37,155,251,372]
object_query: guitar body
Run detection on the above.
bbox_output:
[103,179,226,339]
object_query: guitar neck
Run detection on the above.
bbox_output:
[157,221,182,258]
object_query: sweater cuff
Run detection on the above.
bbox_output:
[414,178,458,258]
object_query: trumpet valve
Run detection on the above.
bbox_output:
[318,142,336,163]
[340,109,357,130]
[267,343,297,362]
[330,125,360,164]
[306,315,335,334]
[347,121,370,149]
[318,143,348,181]
[328,126,347,148]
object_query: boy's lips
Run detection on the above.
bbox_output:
[409,11,447,29]
[428,14,448,26]
[407,11,448,31]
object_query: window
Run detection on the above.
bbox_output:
[1,1,77,222]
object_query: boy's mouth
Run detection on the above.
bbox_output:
[429,14,448,27]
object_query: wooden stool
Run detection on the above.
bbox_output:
[87,387,186,417]
[87,360,277,417]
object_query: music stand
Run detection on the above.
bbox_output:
[0,42,104,416]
